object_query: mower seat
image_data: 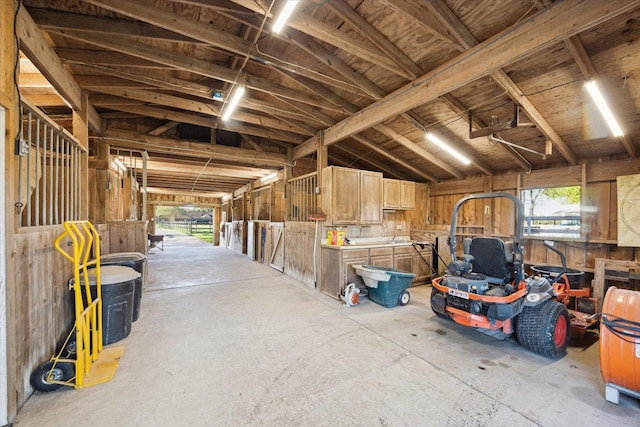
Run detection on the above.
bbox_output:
[469,237,514,285]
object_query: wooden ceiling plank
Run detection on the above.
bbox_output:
[148,121,180,136]
[384,0,464,51]
[287,31,385,100]
[53,30,343,113]
[226,0,410,78]
[373,125,464,180]
[75,64,212,97]
[18,8,103,134]
[83,0,253,57]
[426,0,578,165]
[293,0,636,160]
[333,144,405,179]
[402,111,493,176]
[351,135,437,183]
[440,93,532,171]
[101,129,286,167]
[17,7,81,110]
[97,103,300,144]
[29,8,195,44]
[91,87,309,136]
[326,0,422,80]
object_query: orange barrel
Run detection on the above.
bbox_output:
[600,287,640,396]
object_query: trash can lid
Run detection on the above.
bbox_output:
[100,252,147,262]
[88,265,141,284]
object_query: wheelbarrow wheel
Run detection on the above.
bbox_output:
[30,361,75,392]
[397,290,410,306]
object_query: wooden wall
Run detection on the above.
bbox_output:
[9,220,146,418]
[284,222,316,287]
[106,221,148,254]
[13,226,73,416]
[424,161,640,274]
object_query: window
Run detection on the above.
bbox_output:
[521,186,581,238]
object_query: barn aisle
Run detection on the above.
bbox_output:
[13,231,640,426]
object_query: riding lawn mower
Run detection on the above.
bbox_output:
[430,192,598,359]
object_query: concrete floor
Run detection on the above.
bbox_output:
[13,229,640,426]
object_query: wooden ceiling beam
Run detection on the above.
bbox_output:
[293,0,636,160]
[91,87,310,136]
[279,58,483,179]
[52,30,343,113]
[426,0,579,165]
[17,7,102,133]
[373,125,463,180]
[326,0,422,80]
[226,0,410,79]
[439,94,532,171]
[350,135,437,183]
[100,129,287,168]
[383,0,465,51]
[332,144,405,180]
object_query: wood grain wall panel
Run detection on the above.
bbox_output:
[284,222,315,287]
[14,227,74,411]
[106,221,147,254]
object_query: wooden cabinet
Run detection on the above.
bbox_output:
[322,166,382,225]
[393,246,414,274]
[321,247,369,298]
[383,179,415,210]
[369,247,393,268]
[321,243,432,298]
[360,171,383,224]
[412,246,434,284]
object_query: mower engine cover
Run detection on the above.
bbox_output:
[445,273,489,295]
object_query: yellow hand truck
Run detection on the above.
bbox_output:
[30,221,125,392]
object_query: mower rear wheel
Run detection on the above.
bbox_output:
[516,300,570,359]
[430,287,451,320]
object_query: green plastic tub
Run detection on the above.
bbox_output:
[355,265,416,308]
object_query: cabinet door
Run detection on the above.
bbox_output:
[324,167,360,225]
[360,171,383,224]
[370,247,393,267]
[383,179,400,209]
[343,257,370,290]
[413,248,434,283]
[400,181,416,209]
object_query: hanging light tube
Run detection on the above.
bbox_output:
[272,1,299,33]
[221,86,245,121]
[426,133,471,165]
[585,80,624,137]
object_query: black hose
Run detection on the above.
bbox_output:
[602,313,640,344]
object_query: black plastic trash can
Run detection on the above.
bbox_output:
[84,265,139,345]
[100,252,147,321]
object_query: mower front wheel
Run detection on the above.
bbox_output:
[516,300,570,359]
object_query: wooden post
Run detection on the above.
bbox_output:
[1,0,18,422]
[316,130,327,212]
[73,91,89,219]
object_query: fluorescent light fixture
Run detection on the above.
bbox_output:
[272,1,299,33]
[585,80,623,137]
[221,86,245,121]
[425,133,471,165]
